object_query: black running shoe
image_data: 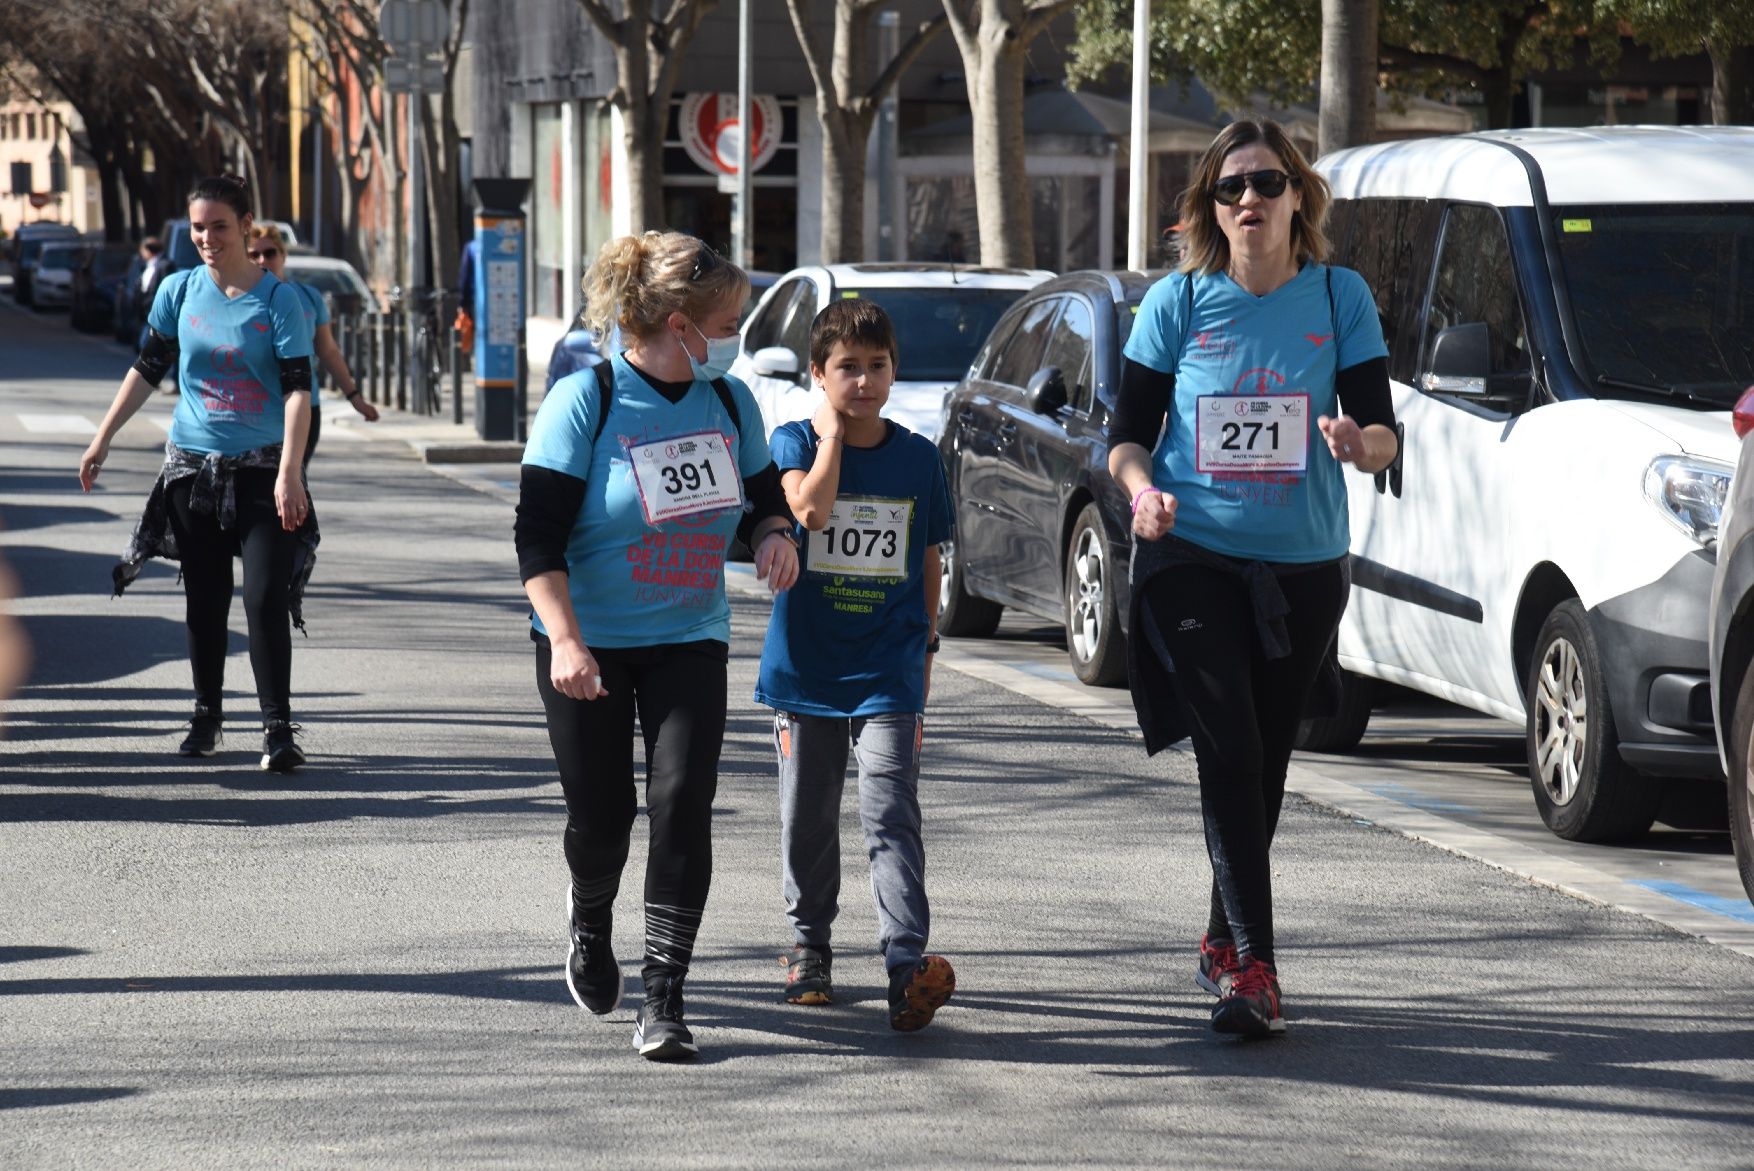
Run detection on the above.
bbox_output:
[261,721,305,772]
[179,707,223,757]
[888,955,955,1032]
[632,975,698,1061]
[564,886,622,1015]
[780,944,833,1005]
[1211,958,1286,1038]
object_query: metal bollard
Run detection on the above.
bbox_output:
[394,311,407,413]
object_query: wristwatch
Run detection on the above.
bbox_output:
[926,634,942,654]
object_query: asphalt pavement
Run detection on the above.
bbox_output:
[4,289,1754,1168]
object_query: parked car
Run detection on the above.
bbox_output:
[1313,126,1754,843]
[731,262,1053,441]
[937,270,1163,685]
[113,251,150,345]
[29,242,83,310]
[283,254,375,314]
[70,243,135,332]
[9,222,80,305]
[1706,387,1754,906]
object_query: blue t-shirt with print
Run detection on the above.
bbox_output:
[288,283,331,412]
[1121,263,1387,563]
[755,420,954,718]
[521,354,771,648]
[150,268,315,456]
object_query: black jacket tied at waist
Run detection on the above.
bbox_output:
[112,441,320,630]
[1125,531,1348,755]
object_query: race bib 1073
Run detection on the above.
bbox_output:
[806,495,912,578]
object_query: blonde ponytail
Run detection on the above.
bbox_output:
[581,231,750,343]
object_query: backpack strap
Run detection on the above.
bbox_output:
[1326,265,1337,338]
[589,358,743,445]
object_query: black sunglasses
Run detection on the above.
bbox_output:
[690,244,721,281]
[247,247,281,259]
[1211,169,1297,206]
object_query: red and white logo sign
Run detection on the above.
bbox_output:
[679,93,782,177]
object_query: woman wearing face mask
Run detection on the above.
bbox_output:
[246,225,379,464]
[514,230,799,1062]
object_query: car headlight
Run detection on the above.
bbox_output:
[1644,454,1734,545]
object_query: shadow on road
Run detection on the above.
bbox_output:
[16,614,229,687]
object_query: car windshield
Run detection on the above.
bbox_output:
[39,245,79,268]
[93,251,132,277]
[1554,203,1754,406]
[289,266,364,300]
[845,286,1028,381]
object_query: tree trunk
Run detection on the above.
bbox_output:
[819,110,871,262]
[1318,0,1379,157]
[1708,39,1754,124]
[967,21,1032,268]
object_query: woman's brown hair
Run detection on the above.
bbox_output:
[581,231,749,342]
[1176,120,1330,277]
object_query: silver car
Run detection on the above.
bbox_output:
[1705,389,1754,907]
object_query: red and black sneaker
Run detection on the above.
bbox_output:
[1195,934,1241,997]
[1211,958,1286,1037]
[888,955,955,1032]
[780,944,833,1005]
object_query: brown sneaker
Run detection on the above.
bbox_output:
[887,955,955,1032]
[780,945,833,1005]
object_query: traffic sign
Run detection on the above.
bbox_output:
[384,57,447,94]
[379,0,447,48]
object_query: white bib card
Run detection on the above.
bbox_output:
[806,496,912,578]
[1195,394,1310,474]
[626,430,743,525]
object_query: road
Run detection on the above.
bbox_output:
[4,288,1753,1168]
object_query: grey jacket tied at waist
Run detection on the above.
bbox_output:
[1124,531,1346,755]
[112,441,320,630]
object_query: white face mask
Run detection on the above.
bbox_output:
[685,321,740,380]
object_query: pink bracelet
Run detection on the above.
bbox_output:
[1131,486,1162,514]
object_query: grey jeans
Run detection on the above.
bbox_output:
[775,711,928,972]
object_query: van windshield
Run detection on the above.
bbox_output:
[844,287,1028,381]
[1554,203,1754,407]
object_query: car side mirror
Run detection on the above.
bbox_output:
[1423,322,1492,396]
[752,346,800,379]
[1026,365,1068,416]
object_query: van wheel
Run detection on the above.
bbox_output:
[938,538,1001,638]
[1727,656,1754,907]
[1294,671,1373,753]
[1526,600,1660,842]
[1064,504,1126,686]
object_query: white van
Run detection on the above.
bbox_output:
[1313,126,1754,843]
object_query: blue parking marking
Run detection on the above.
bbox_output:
[1627,879,1754,924]
[1363,782,1479,816]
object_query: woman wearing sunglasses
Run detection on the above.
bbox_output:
[247,225,379,463]
[1107,120,1399,1037]
[515,230,799,1061]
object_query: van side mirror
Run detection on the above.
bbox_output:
[1026,365,1068,416]
[752,346,800,379]
[1423,322,1491,396]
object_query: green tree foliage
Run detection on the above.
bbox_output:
[1601,0,1754,122]
[1067,0,1615,129]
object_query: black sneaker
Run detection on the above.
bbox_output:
[632,974,698,1061]
[780,944,833,1005]
[888,955,955,1032]
[179,707,223,757]
[564,886,622,1015]
[261,721,305,772]
[1211,958,1286,1038]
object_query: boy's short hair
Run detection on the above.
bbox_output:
[809,298,899,372]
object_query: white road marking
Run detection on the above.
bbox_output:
[17,413,97,434]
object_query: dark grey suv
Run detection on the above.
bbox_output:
[1705,388,1754,907]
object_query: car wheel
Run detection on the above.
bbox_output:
[1064,504,1126,686]
[1526,599,1660,842]
[1727,656,1754,906]
[938,537,1001,638]
[1294,670,1373,752]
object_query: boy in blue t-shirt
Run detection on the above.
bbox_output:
[755,299,957,1032]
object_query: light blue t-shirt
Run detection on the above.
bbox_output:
[521,354,771,648]
[288,283,331,413]
[1122,263,1388,562]
[755,420,954,718]
[150,268,315,456]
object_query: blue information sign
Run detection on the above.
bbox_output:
[474,214,524,387]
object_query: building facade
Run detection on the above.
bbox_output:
[0,99,101,237]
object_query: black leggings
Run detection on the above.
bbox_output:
[165,468,296,723]
[535,635,728,982]
[1141,560,1347,968]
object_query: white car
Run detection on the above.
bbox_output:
[1313,126,1754,843]
[283,254,375,312]
[30,241,83,309]
[730,262,1053,440]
